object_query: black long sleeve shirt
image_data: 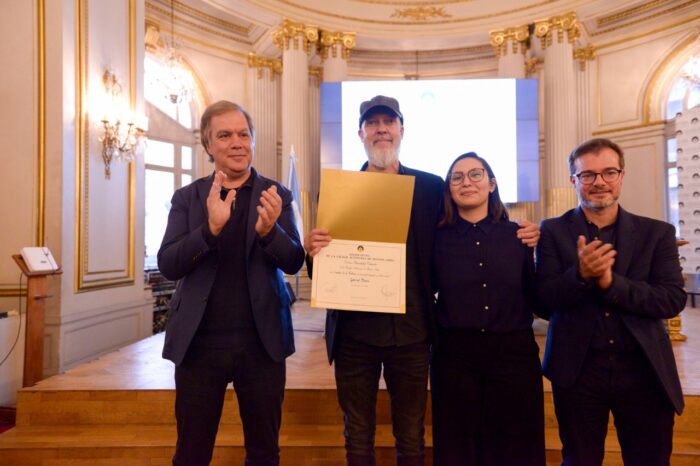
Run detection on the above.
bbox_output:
[433,216,538,333]
[191,175,257,348]
[582,215,639,352]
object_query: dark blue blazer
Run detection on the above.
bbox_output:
[158,169,305,366]
[536,207,686,414]
[322,164,444,362]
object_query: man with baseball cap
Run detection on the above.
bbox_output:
[304,95,538,466]
[305,94,440,466]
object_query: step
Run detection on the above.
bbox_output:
[16,386,700,434]
[1,424,699,466]
[0,424,427,466]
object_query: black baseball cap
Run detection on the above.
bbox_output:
[358,95,404,127]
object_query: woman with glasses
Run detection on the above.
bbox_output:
[431,152,545,466]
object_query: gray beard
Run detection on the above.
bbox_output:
[366,144,400,169]
[579,194,618,211]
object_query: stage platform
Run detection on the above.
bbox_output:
[0,302,699,465]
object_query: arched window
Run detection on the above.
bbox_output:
[143,52,200,269]
[665,57,700,234]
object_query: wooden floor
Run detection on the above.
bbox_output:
[0,302,699,465]
[23,301,700,395]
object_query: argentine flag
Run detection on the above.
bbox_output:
[287,146,304,242]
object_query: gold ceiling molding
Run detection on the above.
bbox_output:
[390,6,451,21]
[592,0,700,37]
[146,2,253,46]
[168,28,249,60]
[248,53,282,80]
[319,30,356,60]
[353,43,492,59]
[594,13,700,49]
[273,0,559,26]
[352,53,493,67]
[534,11,580,49]
[573,45,596,71]
[597,0,672,27]
[352,54,494,67]
[349,67,497,79]
[37,0,46,246]
[273,19,319,53]
[146,0,251,35]
[349,0,474,4]
[490,25,529,57]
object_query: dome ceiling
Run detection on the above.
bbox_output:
[201,0,665,50]
[160,0,695,53]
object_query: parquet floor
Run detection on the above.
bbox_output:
[26,301,700,395]
[1,302,699,465]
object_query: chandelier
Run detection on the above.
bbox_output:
[161,0,194,104]
[681,55,700,87]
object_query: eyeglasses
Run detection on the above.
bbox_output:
[448,168,486,185]
[573,168,623,185]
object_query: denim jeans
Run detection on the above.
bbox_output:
[333,334,430,466]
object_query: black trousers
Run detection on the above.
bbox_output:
[172,337,286,466]
[552,349,675,466]
[333,334,430,466]
[431,327,545,466]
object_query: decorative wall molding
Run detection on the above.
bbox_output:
[489,25,529,57]
[534,11,580,49]
[272,19,319,53]
[319,30,356,60]
[248,53,282,80]
[74,0,136,292]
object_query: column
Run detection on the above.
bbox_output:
[319,30,356,82]
[273,19,318,230]
[490,25,536,222]
[490,25,528,79]
[246,53,281,180]
[574,46,596,142]
[535,11,580,218]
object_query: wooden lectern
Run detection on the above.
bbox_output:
[12,254,62,387]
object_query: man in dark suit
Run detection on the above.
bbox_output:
[536,138,686,466]
[305,95,540,466]
[158,100,305,466]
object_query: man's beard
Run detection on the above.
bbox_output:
[365,141,400,169]
[579,192,618,211]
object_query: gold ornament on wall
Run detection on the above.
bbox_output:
[319,30,356,60]
[390,7,451,22]
[272,19,319,54]
[248,53,282,81]
[534,11,580,49]
[573,45,596,71]
[490,25,530,57]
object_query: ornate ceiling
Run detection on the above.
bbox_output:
[149,0,700,53]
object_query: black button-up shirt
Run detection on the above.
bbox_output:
[339,164,430,347]
[433,216,537,333]
[583,216,639,353]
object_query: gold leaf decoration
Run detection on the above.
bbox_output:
[390,6,452,21]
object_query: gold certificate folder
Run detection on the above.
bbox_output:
[316,169,415,243]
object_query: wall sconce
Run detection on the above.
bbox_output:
[98,70,148,179]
